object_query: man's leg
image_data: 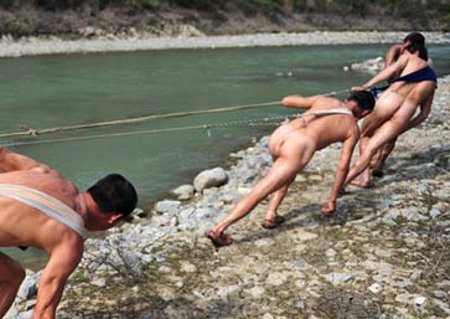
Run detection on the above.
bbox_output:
[345,119,404,185]
[209,155,306,239]
[263,183,290,226]
[0,252,25,318]
[350,134,373,187]
[372,138,397,176]
[350,92,403,187]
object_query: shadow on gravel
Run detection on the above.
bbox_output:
[232,144,449,245]
[313,287,385,319]
[237,201,372,245]
[67,295,233,319]
[135,296,233,319]
[362,145,448,190]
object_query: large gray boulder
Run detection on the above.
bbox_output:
[193,167,228,192]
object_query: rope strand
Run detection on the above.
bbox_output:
[1,88,351,147]
[2,115,292,148]
[0,88,349,139]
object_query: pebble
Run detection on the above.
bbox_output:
[432,290,447,299]
[265,272,291,286]
[414,296,427,305]
[322,273,354,284]
[245,286,266,299]
[180,261,197,273]
[368,283,383,294]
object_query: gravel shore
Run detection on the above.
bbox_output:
[9,75,448,318]
[5,34,450,318]
[0,31,449,58]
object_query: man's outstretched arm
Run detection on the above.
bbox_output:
[321,130,358,216]
[384,44,402,68]
[0,147,52,173]
[352,55,409,91]
[281,95,320,109]
[33,237,83,319]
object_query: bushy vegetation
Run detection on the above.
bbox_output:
[1,0,448,18]
[0,0,447,36]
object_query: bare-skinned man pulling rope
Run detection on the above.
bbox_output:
[0,147,137,318]
[206,90,375,248]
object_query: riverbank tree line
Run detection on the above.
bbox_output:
[0,0,448,36]
[2,0,449,17]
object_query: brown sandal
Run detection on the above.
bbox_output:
[261,215,286,229]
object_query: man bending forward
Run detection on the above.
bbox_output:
[0,147,137,318]
[206,91,375,247]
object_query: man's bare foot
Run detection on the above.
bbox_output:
[205,230,233,248]
[320,201,336,217]
[349,178,371,188]
[261,215,286,229]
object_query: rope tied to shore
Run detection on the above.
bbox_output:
[1,88,350,147]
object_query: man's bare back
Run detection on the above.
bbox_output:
[271,97,359,153]
[0,169,82,250]
[0,147,137,319]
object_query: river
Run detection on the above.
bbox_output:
[0,44,449,268]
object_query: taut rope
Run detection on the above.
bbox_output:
[2,116,289,148]
[0,88,349,139]
[1,88,351,147]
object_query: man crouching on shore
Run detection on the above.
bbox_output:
[206,91,375,247]
[0,147,137,318]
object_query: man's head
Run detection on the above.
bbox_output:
[345,90,375,119]
[403,32,425,46]
[406,42,428,61]
[86,173,138,230]
[400,32,426,55]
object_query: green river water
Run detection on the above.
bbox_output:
[1,44,449,267]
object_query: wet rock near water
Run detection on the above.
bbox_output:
[193,167,228,192]
[171,184,195,201]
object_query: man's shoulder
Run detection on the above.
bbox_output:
[48,223,84,251]
[311,96,341,108]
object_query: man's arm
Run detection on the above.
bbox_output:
[321,129,359,216]
[0,147,52,173]
[401,92,434,134]
[352,55,409,91]
[33,238,83,319]
[281,95,320,109]
[384,44,402,68]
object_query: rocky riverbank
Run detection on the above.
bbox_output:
[8,73,450,318]
[0,31,449,58]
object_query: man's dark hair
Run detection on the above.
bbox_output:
[347,90,375,111]
[88,174,138,216]
[407,43,428,61]
[403,32,425,46]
